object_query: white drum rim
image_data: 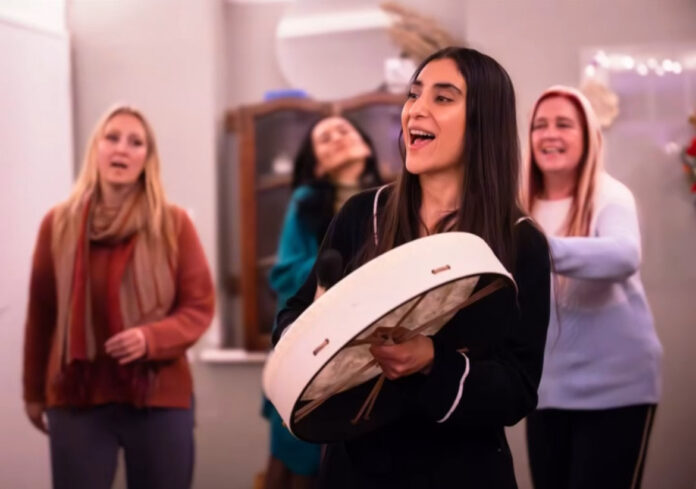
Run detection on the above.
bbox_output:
[262,232,517,437]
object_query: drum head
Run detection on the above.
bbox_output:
[302,275,478,401]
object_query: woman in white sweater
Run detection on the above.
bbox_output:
[522,86,662,489]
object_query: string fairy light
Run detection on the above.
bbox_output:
[583,50,689,78]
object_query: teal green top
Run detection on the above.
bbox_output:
[265,185,323,475]
[269,185,321,322]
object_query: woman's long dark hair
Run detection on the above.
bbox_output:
[292,117,383,241]
[363,47,522,270]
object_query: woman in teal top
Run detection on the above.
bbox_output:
[263,116,382,489]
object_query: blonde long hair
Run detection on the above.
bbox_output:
[521,86,604,237]
[54,105,178,257]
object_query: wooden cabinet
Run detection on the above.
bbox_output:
[222,92,405,350]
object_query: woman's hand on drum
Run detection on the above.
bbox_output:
[370,335,434,379]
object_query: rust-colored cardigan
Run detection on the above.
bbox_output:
[23,207,215,408]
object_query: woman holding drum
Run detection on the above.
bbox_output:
[272,47,551,488]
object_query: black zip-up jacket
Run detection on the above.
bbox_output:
[274,187,551,489]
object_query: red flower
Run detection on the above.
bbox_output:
[687,137,696,157]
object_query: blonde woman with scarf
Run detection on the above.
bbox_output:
[522,86,662,489]
[22,106,215,489]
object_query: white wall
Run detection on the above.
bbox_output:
[0,0,65,32]
[464,0,696,130]
[224,0,289,107]
[0,11,73,489]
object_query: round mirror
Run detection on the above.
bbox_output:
[276,0,400,99]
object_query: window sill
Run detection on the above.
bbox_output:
[199,348,268,364]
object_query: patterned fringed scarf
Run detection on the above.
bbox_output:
[51,188,176,405]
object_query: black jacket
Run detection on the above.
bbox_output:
[274,188,551,488]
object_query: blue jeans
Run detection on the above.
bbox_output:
[47,403,194,489]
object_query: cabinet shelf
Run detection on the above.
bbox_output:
[257,173,291,191]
